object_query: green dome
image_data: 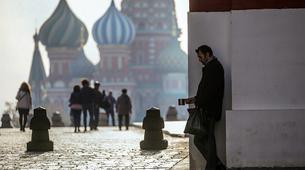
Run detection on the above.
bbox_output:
[158,39,188,73]
[39,0,88,47]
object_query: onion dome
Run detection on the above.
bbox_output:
[70,50,95,78]
[158,39,188,73]
[39,0,88,47]
[92,0,135,45]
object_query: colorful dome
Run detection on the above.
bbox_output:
[39,0,88,47]
[92,0,135,45]
[158,39,188,73]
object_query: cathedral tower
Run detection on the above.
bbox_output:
[92,0,136,104]
[39,0,94,120]
[121,0,184,120]
[28,31,46,108]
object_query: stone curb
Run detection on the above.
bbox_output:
[170,155,189,170]
[131,123,188,138]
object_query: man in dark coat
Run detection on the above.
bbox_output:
[80,79,94,132]
[92,81,103,130]
[116,89,132,130]
[186,45,225,170]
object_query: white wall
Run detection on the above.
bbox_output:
[227,110,305,167]
[231,9,305,110]
[227,9,305,168]
[188,12,231,169]
[188,8,305,169]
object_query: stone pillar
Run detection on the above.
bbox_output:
[51,111,65,127]
[1,113,13,128]
[99,112,108,126]
[140,107,168,150]
[166,105,178,121]
[27,107,53,151]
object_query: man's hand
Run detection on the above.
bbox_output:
[185,97,196,104]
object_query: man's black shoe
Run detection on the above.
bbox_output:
[216,163,226,170]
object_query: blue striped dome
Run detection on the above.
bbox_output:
[39,0,88,47]
[92,0,135,45]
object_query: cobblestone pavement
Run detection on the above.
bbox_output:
[0,127,188,169]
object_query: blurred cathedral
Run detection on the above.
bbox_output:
[29,0,188,124]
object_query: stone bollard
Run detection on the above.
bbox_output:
[1,113,13,128]
[166,105,178,121]
[140,107,168,150]
[51,111,65,127]
[99,112,108,126]
[27,107,53,151]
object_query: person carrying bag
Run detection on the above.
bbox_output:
[179,45,226,170]
[16,82,32,132]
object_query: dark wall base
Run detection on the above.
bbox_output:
[189,0,305,12]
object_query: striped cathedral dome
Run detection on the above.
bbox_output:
[39,0,88,47]
[92,0,135,45]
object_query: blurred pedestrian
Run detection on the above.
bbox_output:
[93,81,103,130]
[106,91,116,126]
[80,79,94,132]
[15,82,32,132]
[116,89,132,130]
[69,85,82,133]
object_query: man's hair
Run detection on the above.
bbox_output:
[196,45,213,56]
[122,88,127,94]
[81,79,89,86]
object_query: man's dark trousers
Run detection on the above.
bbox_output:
[118,114,130,130]
[106,111,115,126]
[82,103,93,130]
[194,117,222,170]
[93,104,100,128]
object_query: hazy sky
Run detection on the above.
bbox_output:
[0,0,189,112]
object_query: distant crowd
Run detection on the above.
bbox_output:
[69,79,132,133]
[15,79,133,132]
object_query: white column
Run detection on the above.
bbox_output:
[188,12,231,169]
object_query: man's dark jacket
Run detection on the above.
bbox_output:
[195,58,224,121]
[93,89,103,106]
[80,86,94,104]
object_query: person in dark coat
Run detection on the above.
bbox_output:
[80,79,94,132]
[106,91,116,126]
[92,81,103,130]
[69,85,82,133]
[116,89,132,130]
[185,45,226,170]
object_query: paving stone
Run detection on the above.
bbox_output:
[0,127,188,169]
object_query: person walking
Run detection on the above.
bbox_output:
[92,81,103,130]
[106,91,116,126]
[15,82,32,132]
[185,45,226,170]
[69,85,82,133]
[80,79,94,132]
[116,89,132,130]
